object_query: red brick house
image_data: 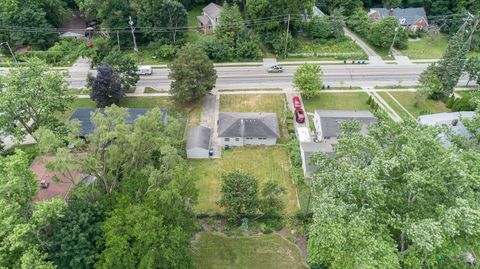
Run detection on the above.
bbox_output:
[368,7,429,32]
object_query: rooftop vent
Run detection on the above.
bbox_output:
[451,119,459,126]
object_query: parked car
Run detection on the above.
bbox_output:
[293,96,302,109]
[267,65,283,73]
[295,108,305,123]
[137,66,153,75]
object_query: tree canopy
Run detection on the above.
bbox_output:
[293,63,323,99]
[308,119,480,269]
[90,64,124,108]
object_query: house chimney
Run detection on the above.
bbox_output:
[388,8,394,16]
[451,119,458,126]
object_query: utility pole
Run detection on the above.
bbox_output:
[388,27,399,58]
[116,30,120,50]
[0,42,17,64]
[284,14,290,58]
[128,16,138,53]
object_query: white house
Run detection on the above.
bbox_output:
[196,3,223,34]
[186,125,211,159]
[218,112,280,147]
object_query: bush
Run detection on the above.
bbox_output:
[451,96,475,111]
[446,95,456,108]
[154,44,177,60]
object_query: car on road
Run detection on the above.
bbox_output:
[267,65,283,73]
[293,96,302,109]
[137,66,153,75]
[294,108,305,124]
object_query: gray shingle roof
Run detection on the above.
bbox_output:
[196,15,211,25]
[371,7,427,25]
[218,112,280,138]
[187,126,211,150]
[203,3,222,19]
[69,108,168,136]
[301,142,334,173]
[315,110,377,138]
[418,112,475,138]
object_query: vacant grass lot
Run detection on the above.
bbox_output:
[378,92,415,121]
[286,37,368,60]
[400,34,448,59]
[220,94,288,143]
[302,92,370,112]
[389,92,450,117]
[192,233,308,269]
[189,147,298,214]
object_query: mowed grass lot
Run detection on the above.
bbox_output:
[192,233,308,269]
[378,92,415,121]
[189,147,298,214]
[286,37,368,60]
[389,92,450,117]
[302,92,370,112]
[399,34,448,59]
[220,94,288,143]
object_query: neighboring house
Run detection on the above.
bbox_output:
[218,112,280,147]
[197,3,223,34]
[418,112,476,147]
[303,6,325,21]
[70,108,168,137]
[368,7,428,31]
[300,110,377,177]
[187,125,211,159]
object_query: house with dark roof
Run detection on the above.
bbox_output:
[69,108,168,137]
[187,125,212,159]
[218,112,280,147]
[197,3,223,34]
[418,112,476,147]
[300,110,377,177]
[368,7,428,31]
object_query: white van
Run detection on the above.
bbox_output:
[137,66,152,75]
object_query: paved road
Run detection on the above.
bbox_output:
[69,64,471,90]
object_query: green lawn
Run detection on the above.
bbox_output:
[192,233,308,269]
[457,90,479,99]
[286,36,368,60]
[220,94,288,143]
[389,92,450,117]
[302,92,371,112]
[189,147,299,214]
[378,92,415,121]
[121,49,170,65]
[399,34,448,59]
[188,6,203,27]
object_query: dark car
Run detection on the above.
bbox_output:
[293,96,302,109]
[267,65,283,73]
[295,108,305,124]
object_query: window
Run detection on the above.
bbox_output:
[235,138,240,142]
[225,138,230,142]
[246,137,253,140]
[258,137,267,140]
[400,18,406,24]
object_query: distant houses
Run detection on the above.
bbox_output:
[300,110,377,177]
[197,3,223,34]
[218,112,280,147]
[368,7,429,31]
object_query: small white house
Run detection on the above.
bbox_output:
[313,110,377,141]
[186,126,211,159]
[218,112,280,147]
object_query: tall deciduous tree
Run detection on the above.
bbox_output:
[347,8,371,37]
[216,3,245,45]
[102,51,140,90]
[260,180,285,218]
[369,16,408,49]
[465,56,480,86]
[218,170,259,222]
[90,64,124,108]
[169,44,217,103]
[0,150,66,269]
[293,63,323,99]
[419,64,442,99]
[308,120,480,269]
[0,58,72,142]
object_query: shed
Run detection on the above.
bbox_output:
[187,126,211,159]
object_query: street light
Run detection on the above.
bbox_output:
[0,42,17,64]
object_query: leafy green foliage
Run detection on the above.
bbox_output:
[368,16,408,50]
[102,51,140,90]
[260,180,286,218]
[465,56,480,86]
[419,64,443,99]
[90,64,124,107]
[293,63,323,99]
[347,8,370,37]
[169,44,217,103]
[216,3,245,46]
[47,199,105,269]
[0,58,73,141]
[218,170,259,222]
[308,119,480,269]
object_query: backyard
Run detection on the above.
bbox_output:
[192,233,308,269]
[388,92,450,117]
[399,34,449,59]
[220,94,289,143]
[188,147,299,214]
[302,92,371,112]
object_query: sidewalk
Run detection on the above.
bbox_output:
[344,28,385,65]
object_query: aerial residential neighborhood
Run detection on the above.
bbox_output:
[0,0,479,268]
